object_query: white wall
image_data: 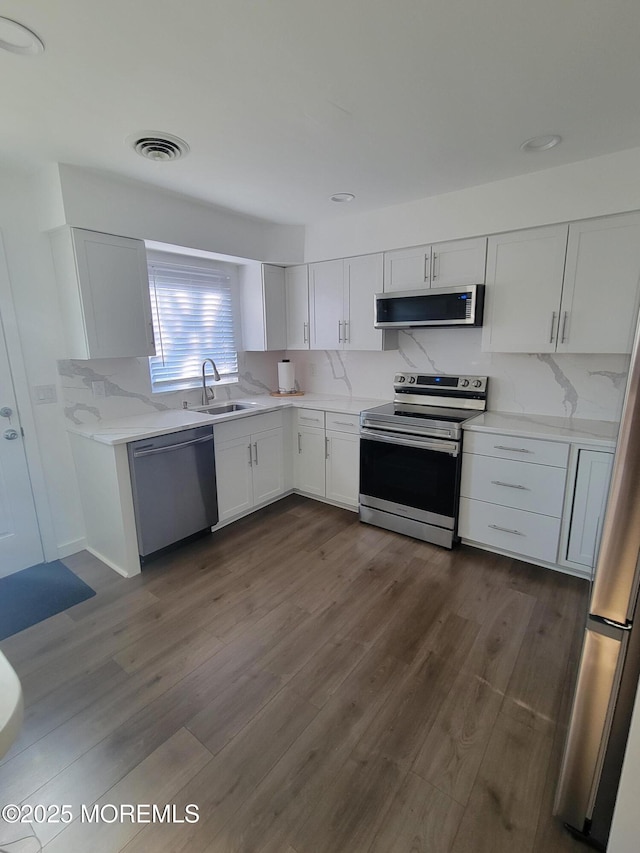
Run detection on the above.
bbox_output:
[304,146,640,261]
[41,164,305,264]
[608,677,640,852]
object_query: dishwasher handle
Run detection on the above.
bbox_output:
[131,433,214,458]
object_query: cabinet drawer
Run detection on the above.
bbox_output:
[296,409,325,428]
[459,498,561,563]
[214,410,283,442]
[325,412,360,434]
[460,454,567,517]
[464,431,569,468]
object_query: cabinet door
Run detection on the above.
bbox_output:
[72,229,155,359]
[285,265,310,349]
[482,225,569,353]
[251,427,284,505]
[558,213,640,354]
[325,431,360,508]
[215,435,254,522]
[262,265,287,350]
[383,245,431,292]
[430,237,487,288]
[566,449,614,569]
[295,426,326,497]
[344,254,383,351]
[309,260,344,349]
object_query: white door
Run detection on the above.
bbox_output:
[309,260,344,349]
[383,245,431,292]
[430,237,487,288]
[295,425,326,497]
[252,428,284,505]
[344,254,383,351]
[482,225,569,353]
[285,265,310,350]
[0,311,43,576]
[558,213,640,354]
[325,431,360,508]
[214,435,254,522]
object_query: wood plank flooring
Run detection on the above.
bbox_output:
[0,495,590,853]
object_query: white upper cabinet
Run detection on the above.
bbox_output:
[239,263,287,351]
[309,259,344,349]
[482,225,569,353]
[344,254,383,350]
[50,227,155,360]
[557,213,640,354]
[309,254,385,351]
[284,265,310,350]
[383,237,486,292]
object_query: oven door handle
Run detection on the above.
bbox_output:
[360,428,459,457]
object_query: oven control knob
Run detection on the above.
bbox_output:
[398,376,406,383]
[472,379,482,388]
[460,379,470,387]
[408,376,416,384]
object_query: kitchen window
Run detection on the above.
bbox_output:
[147,253,239,393]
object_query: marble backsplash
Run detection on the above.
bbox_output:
[58,351,285,424]
[58,328,630,426]
[287,328,629,423]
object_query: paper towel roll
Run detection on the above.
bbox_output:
[277,360,295,394]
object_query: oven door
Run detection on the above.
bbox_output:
[359,427,461,529]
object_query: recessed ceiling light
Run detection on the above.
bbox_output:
[330,192,355,203]
[520,134,562,152]
[0,16,44,55]
[128,132,190,162]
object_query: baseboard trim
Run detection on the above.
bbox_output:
[85,546,138,578]
[57,538,86,559]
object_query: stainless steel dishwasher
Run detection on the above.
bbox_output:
[128,425,218,561]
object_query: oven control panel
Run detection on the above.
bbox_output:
[394,373,487,393]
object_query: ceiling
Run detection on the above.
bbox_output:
[2,0,640,225]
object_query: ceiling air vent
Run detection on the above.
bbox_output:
[128,132,190,162]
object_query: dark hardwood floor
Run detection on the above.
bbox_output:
[0,495,590,853]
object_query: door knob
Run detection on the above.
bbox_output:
[3,429,19,440]
[0,407,12,418]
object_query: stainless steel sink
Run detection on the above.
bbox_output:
[199,402,256,415]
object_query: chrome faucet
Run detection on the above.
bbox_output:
[201,358,221,405]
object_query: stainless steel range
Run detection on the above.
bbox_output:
[359,373,488,548]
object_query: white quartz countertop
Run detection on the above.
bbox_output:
[67,394,387,446]
[463,411,619,448]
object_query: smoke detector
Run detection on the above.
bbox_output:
[128,132,190,162]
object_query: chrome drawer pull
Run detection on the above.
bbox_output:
[491,480,529,490]
[332,420,355,427]
[297,432,302,454]
[494,445,531,453]
[299,416,321,422]
[489,524,524,536]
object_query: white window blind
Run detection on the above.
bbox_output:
[148,259,239,392]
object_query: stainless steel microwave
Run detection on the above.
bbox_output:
[374,283,484,329]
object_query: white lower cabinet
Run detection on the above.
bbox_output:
[561,447,614,573]
[459,432,570,567]
[214,412,286,524]
[326,430,360,507]
[294,410,360,509]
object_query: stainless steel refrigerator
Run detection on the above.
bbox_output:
[554,312,640,849]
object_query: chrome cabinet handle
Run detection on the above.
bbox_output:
[337,320,342,343]
[248,444,253,466]
[561,311,569,343]
[549,311,557,344]
[253,442,258,466]
[299,415,321,423]
[303,322,309,343]
[424,253,430,282]
[432,252,438,280]
[332,421,355,427]
[489,524,524,536]
[297,432,302,454]
[491,480,529,490]
[325,437,330,459]
[343,320,349,343]
[494,445,531,453]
